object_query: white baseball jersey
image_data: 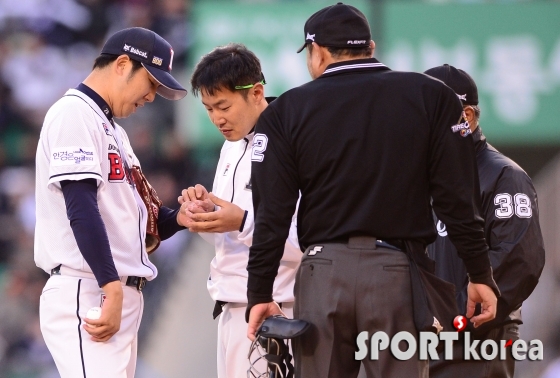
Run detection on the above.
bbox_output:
[201,131,301,304]
[35,88,157,280]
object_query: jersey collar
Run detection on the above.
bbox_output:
[75,83,114,124]
[319,58,390,78]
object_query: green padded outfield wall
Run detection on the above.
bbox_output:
[383,2,560,146]
[185,1,560,148]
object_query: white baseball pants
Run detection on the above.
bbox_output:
[40,273,143,378]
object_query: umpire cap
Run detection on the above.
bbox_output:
[101,27,187,101]
[297,2,371,53]
[424,64,478,106]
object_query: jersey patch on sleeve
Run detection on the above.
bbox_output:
[494,193,532,219]
[450,111,471,137]
[51,146,97,167]
[450,120,471,137]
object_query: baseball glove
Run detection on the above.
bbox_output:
[131,165,162,254]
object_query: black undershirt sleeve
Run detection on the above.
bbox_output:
[157,206,186,240]
[61,179,120,287]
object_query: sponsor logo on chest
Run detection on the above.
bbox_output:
[51,146,96,166]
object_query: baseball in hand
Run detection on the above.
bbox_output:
[85,306,102,327]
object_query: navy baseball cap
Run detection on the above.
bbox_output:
[101,27,187,100]
[297,2,371,53]
[424,64,478,106]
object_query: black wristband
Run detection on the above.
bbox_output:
[239,210,248,232]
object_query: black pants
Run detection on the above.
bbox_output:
[430,323,520,378]
[293,236,428,378]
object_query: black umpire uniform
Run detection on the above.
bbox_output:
[425,65,545,378]
[247,4,498,378]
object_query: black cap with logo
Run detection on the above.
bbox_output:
[297,2,371,53]
[424,64,478,106]
[101,27,187,101]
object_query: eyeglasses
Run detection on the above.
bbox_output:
[235,79,266,90]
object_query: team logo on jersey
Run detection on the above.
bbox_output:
[102,123,112,136]
[122,44,148,59]
[108,152,126,182]
[52,146,96,166]
[223,163,230,176]
[152,56,163,66]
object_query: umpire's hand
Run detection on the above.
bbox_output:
[466,283,498,328]
[247,302,285,341]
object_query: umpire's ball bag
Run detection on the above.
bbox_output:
[403,240,459,353]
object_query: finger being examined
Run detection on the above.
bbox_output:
[191,212,216,222]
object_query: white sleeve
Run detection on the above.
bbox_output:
[45,100,104,191]
[282,196,302,262]
[285,217,300,253]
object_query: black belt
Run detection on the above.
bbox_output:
[376,240,403,251]
[125,276,147,291]
[50,265,147,291]
[213,300,227,319]
[345,236,403,251]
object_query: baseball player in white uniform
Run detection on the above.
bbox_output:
[180,43,301,377]
[35,27,188,377]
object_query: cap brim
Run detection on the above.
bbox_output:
[142,63,187,101]
[296,42,308,54]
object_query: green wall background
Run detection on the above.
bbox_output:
[384,2,560,145]
[184,1,560,148]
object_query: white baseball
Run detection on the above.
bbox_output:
[85,306,102,327]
